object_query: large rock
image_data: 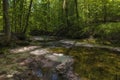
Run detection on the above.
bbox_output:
[56,59,80,80]
[13,53,80,80]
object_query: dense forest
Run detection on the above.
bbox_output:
[0,0,120,80]
[0,0,120,42]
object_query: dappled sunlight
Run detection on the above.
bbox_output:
[31,36,56,41]
[60,39,120,52]
[10,46,40,53]
[30,49,49,56]
[1,0,120,79]
[60,40,76,45]
[31,36,44,41]
[1,39,120,80]
[45,53,72,63]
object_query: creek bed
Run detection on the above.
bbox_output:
[13,52,79,80]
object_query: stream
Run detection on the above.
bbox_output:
[13,52,78,80]
[8,36,120,80]
[10,36,80,80]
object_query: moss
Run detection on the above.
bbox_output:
[49,47,120,80]
[49,47,66,53]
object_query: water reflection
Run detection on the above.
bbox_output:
[52,73,58,80]
[34,69,43,78]
[32,68,59,80]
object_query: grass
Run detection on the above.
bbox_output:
[49,47,120,80]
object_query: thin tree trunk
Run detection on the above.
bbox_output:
[63,0,69,28]
[23,0,33,34]
[103,5,107,23]
[74,0,80,28]
[19,0,24,31]
[102,0,107,23]
[2,0,11,43]
[75,0,79,20]
[12,0,17,32]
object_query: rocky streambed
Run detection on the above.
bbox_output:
[12,48,80,80]
[3,36,119,80]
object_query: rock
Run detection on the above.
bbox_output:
[13,54,80,80]
[30,49,49,56]
[19,58,34,66]
[10,46,39,53]
[0,74,7,80]
[56,59,80,80]
[6,74,13,78]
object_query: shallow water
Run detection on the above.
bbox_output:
[45,53,72,63]
[33,69,59,80]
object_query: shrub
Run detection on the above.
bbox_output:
[95,22,120,43]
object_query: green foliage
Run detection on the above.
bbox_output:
[95,22,120,43]
[0,15,3,31]
[0,48,8,55]
[0,0,120,41]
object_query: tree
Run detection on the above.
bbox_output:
[63,0,69,28]
[102,0,108,23]
[2,0,11,43]
[23,0,33,34]
[75,0,79,22]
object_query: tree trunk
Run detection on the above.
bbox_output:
[23,0,33,34]
[19,0,24,31]
[75,0,79,21]
[102,0,107,23]
[2,0,11,43]
[63,0,69,28]
[74,0,80,29]
[12,0,17,32]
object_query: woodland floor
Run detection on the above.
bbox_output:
[0,36,120,80]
